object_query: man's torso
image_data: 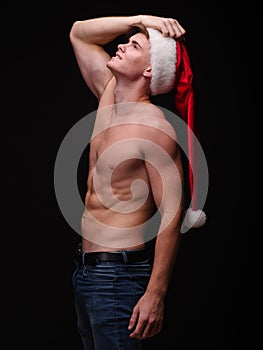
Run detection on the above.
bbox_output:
[81,84,158,252]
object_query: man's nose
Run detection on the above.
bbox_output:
[117,43,126,52]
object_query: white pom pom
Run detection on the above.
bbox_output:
[181,208,207,233]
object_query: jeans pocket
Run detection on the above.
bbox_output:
[129,261,152,293]
[129,260,152,275]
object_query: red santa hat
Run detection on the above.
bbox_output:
[147,28,207,230]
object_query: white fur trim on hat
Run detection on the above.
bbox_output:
[181,208,207,233]
[147,28,177,96]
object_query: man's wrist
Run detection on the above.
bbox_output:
[145,284,167,299]
[130,15,145,27]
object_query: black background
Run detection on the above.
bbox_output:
[2,1,261,349]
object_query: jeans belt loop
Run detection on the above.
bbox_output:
[121,250,128,264]
[82,252,86,266]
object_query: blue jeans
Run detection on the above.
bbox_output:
[72,251,152,350]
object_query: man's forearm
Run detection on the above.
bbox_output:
[70,15,143,45]
[146,224,181,299]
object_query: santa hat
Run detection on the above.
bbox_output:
[147,28,207,230]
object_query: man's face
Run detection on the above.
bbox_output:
[107,33,151,79]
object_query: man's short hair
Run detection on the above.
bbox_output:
[125,24,149,42]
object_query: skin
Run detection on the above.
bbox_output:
[70,14,186,340]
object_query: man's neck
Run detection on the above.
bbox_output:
[113,78,150,105]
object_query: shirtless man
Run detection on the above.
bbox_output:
[70,15,186,350]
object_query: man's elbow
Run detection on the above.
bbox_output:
[69,21,82,42]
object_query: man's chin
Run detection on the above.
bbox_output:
[106,59,113,69]
[106,60,117,73]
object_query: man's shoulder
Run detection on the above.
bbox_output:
[143,104,177,140]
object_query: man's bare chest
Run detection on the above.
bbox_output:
[90,125,145,174]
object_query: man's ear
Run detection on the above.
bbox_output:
[143,66,152,78]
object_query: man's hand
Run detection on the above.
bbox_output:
[128,292,165,339]
[140,15,186,39]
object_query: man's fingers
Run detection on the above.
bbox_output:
[162,20,176,37]
[128,308,138,331]
[177,21,186,36]
[129,316,163,339]
[141,15,186,39]
[129,316,147,338]
[161,18,186,39]
[143,319,162,339]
